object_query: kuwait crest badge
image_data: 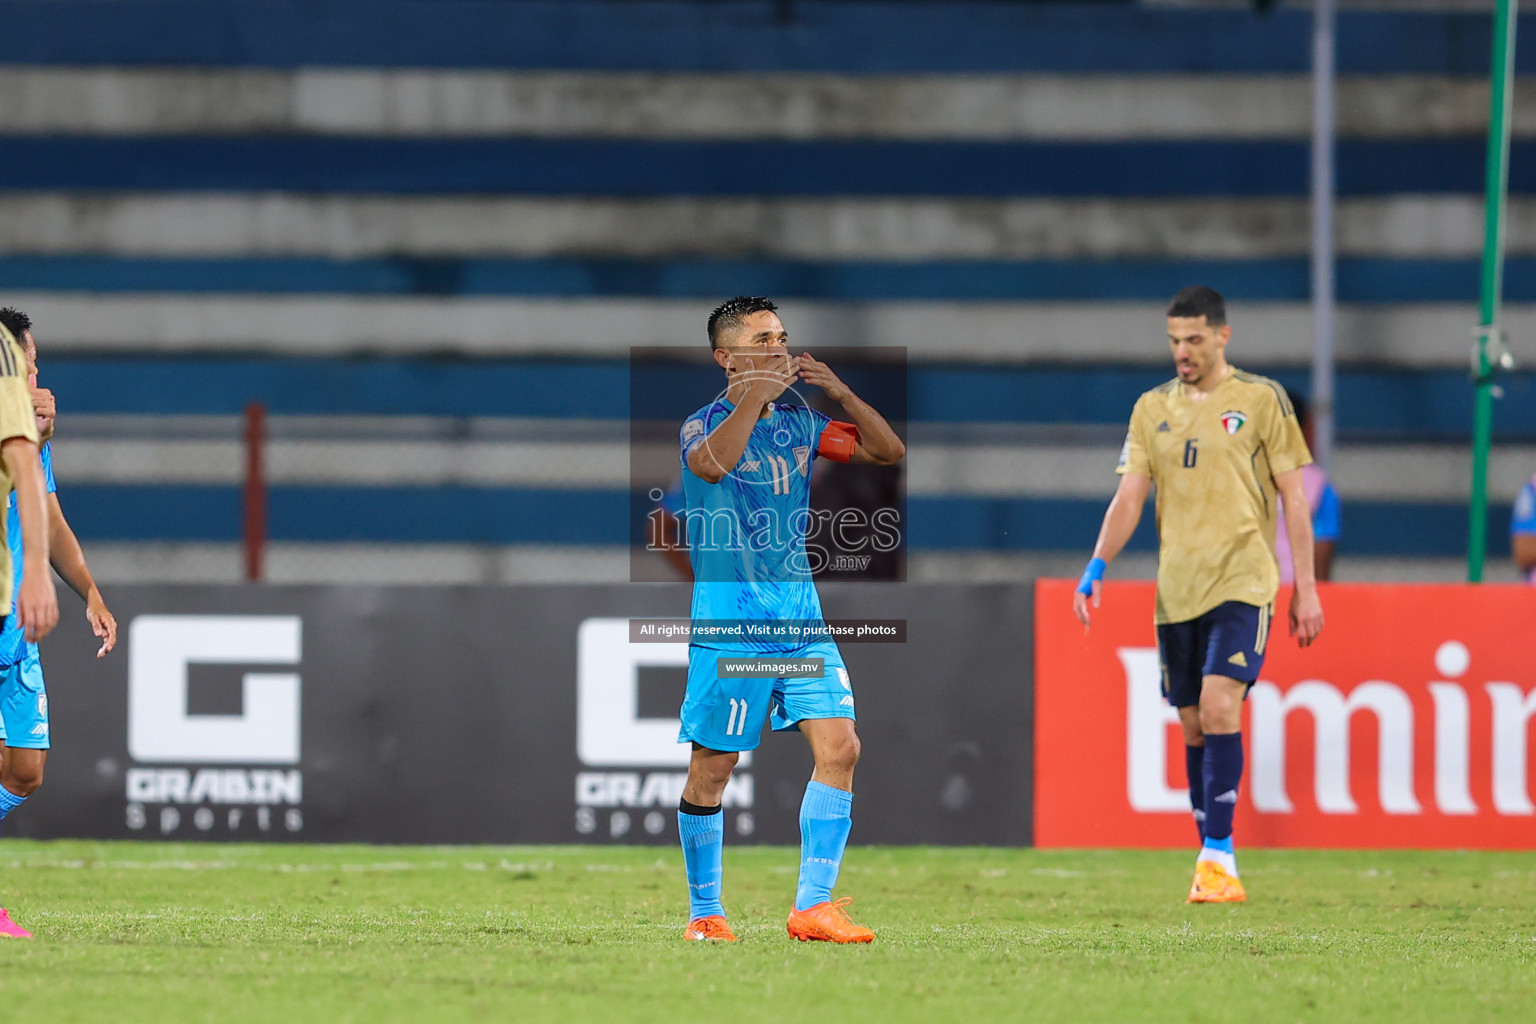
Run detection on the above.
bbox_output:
[1220,410,1248,435]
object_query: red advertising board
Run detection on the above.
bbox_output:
[1035,580,1536,849]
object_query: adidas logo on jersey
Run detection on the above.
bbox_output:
[1227,651,1248,668]
[739,459,762,472]
[1156,421,1171,432]
[839,696,855,707]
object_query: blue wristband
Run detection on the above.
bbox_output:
[1076,557,1106,596]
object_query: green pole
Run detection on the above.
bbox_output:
[1469,0,1519,583]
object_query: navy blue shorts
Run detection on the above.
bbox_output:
[1155,601,1273,708]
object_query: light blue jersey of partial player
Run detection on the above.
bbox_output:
[680,399,844,650]
[0,440,55,753]
[1514,475,1536,585]
[0,441,54,668]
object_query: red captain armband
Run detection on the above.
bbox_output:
[817,421,859,463]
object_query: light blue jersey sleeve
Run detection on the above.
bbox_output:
[1513,480,1536,537]
[1313,480,1341,542]
[6,441,55,564]
[0,442,52,667]
[6,440,56,578]
[6,441,56,511]
[3,500,15,616]
[679,404,724,466]
[802,406,833,458]
[41,441,56,495]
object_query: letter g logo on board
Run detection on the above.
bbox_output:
[127,616,302,765]
[576,618,751,769]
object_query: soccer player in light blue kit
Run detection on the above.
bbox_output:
[1513,474,1536,584]
[674,297,905,944]
[0,309,117,939]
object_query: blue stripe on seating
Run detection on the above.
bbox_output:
[37,357,1536,440]
[43,357,635,419]
[60,486,244,543]
[0,138,1529,197]
[908,496,1158,553]
[1,3,1532,74]
[6,257,1534,302]
[907,366,1536,440]
[56,486,629,543]
[266,487,629,544]
[53,484,1512,557]
[908,498,1515,557]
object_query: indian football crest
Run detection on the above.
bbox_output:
[1219,410,1248,435]
[793,445,811,477]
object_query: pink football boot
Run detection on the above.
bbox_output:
[0,909,33,938]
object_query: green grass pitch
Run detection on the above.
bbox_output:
[0,841,1530,1023]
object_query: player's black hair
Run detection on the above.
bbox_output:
[1165,286,1227,328]
[707,296,778,349]
[1286,387,1310,426]
[0,307,32,341]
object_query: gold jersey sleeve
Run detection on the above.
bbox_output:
[1115,392,1156,478]
[1254,376,1312,477]
[0,324,41,615]
[1123,369,1312,624]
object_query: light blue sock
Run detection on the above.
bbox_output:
[0,786,24,833]
[795,781,853,912]
[678,806,725,920]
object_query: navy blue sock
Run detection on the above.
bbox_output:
[1185,744,1207,842]
[1201,732,1244,842]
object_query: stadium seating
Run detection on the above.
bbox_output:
[1,0,1531,582]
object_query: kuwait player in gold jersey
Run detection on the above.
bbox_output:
[1073,286,1324,903]
[0,321,56,935]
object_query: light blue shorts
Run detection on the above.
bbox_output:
[0,644,48,749]
[678,640,855,753]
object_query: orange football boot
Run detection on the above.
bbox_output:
[1187,860,1246,903]
[684,915,738,941]
[786,897,875,943]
